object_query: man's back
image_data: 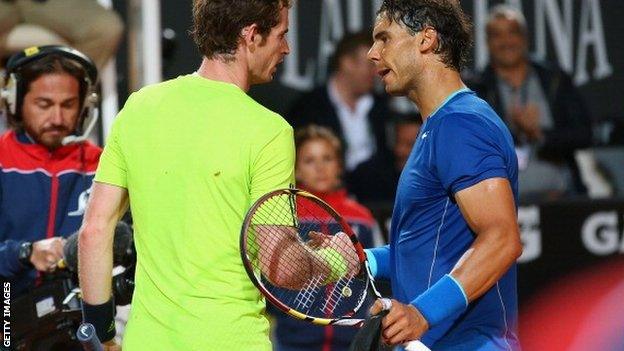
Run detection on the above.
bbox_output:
[96,74,294,350]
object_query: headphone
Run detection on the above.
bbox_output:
[0,45,99,145]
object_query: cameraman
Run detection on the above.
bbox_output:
[0,45,101,342]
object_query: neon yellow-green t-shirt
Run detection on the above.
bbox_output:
[95,74,295,350]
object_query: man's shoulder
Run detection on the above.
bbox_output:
[0,131,19,163]
[80,141,103,162]
[0,130,15,147]
[128,76,190,101]
[436,96,507,137]
[443,92,496,119]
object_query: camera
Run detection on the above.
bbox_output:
[9,221,135,350]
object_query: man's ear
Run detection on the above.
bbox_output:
[419,27,440,53]
[241,23,260,51]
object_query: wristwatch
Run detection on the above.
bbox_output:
[18,241,34,267]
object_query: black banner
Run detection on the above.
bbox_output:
[158,1,622,127]
[517,200,624,302]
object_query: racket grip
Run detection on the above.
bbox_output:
[404,340,431,351]
[76,323,104,351]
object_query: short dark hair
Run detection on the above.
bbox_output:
[10,54,87,128]
[379,0,473,71]
[191,0,291,60]
[329,30,373,73]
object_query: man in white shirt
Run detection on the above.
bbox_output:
[286,30,396,202]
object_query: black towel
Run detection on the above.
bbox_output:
[349,310,394,351]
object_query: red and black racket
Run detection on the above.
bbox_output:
[240,188,429,350]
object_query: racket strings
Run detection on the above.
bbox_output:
[250,196,354,286]
[244,192,367,319]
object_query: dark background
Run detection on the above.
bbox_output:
[150,0,623,125]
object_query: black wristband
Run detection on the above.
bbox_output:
[17,242,33,268]
[82,298,116,342]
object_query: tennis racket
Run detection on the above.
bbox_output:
[76,323,104,351]
[240,188,430,350]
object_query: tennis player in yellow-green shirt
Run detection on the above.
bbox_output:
[77,1,293,350]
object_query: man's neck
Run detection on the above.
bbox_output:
[407,67,466,119]
[196,56,250,92]
[332,74,365,111]
[493,59,529,89]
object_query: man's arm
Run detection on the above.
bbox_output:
[375,178,522,345]
[255,227,359,289]
[79,182,128,303]
[450,177,522,300]
[78,182,127,349]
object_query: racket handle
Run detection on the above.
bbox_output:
[76,323,104,351]
[377,299,430,351]
[404,340,431,351]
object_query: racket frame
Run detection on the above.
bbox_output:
[240,188,373,326]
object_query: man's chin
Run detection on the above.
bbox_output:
[38,136,66,150]
[250,74,273,86]
[384,84,407,96]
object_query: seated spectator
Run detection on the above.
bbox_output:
[271,125,383,351]
[0,0,124,70]
[285,30,395,201]
[468,4,592,201]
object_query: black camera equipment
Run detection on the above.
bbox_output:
[9,221,136,350]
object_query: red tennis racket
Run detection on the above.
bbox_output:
[240,188,429,350]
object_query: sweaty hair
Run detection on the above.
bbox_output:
[295,125,343,165]
[191,0,291,60]
[378,0,473,71]
[10,54,87,128]
[329,30,373,73]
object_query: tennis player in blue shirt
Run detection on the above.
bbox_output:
[365,1,523,350]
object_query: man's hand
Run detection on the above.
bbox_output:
[326,232,360,276]
[30,237,66,272]
[511,103,542,141]
[370,299,429,346]
[309,231,361,277]
[103,340,121,351]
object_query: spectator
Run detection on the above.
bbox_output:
[394,114,422,170]
[469,4,592,201]
[271,125,384,351]
[0,45,99,295]
[0,0,124,70]
[347,113,422,206]
[0,45,102,348]
[285,30,395,201]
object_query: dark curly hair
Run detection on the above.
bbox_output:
[378,0,472,71]
[191,0,291,60]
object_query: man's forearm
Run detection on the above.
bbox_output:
[78,225,114,304]
[449,226,522,302]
